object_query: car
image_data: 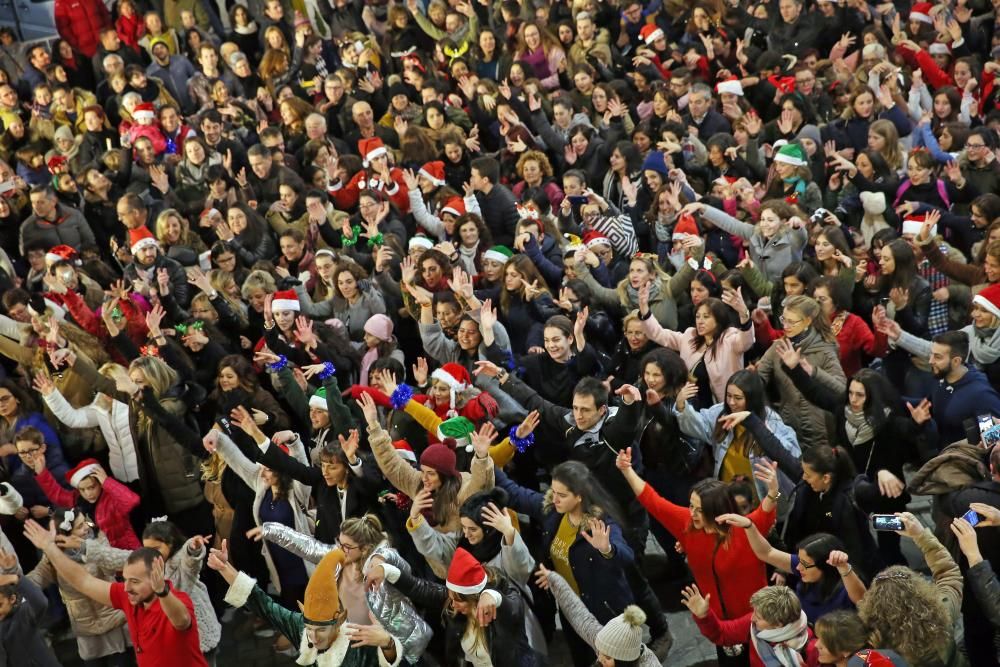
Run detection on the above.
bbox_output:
[0,0,56,41]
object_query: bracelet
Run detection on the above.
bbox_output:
[367,232,384,248]
[155,586,170,597]
[316,361,337,380]
[389,383,414,410]
[839,564,853,578]
[508,425,535,453]
[766,493,779,501]
[342,225,362,246]
[266,355,288,372]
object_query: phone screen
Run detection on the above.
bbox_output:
[963,508,981,527]
[871,514,904,531]
[568,195,589,206]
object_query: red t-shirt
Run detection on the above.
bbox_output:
[109,581,208,667]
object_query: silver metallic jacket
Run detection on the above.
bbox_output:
[260,522,432,664]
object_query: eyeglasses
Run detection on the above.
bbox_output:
[779,315,803,327]
[17,447,42,457]
[799,559,818,570]
[340,542,360,553]
[966,142,986,149]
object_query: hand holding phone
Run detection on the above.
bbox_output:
[871,514,904,531]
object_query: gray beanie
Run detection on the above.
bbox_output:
[594,605,646,661]
[796,124,822,148]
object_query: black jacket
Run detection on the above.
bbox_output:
[392,567,543,667]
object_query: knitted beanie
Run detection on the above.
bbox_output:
[419,441,459,478]
[595,605,647,661]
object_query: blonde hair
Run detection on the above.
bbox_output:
[201,451,226,480]
[869,119,903,171]
[749,586,801,627]
[128,356,178,398]
[782,295,836,343]
[615,255,670,308]
[340,514,387,582]
[154,208,187,246]
[857,566,953,666]
[241,269,276,300]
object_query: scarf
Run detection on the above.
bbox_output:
[458,243,479,276]
[234,21,258,35]
[969,324,1000,366]
[359,346,379,386]
[458,526,503,565]
[751,610,809,667]
[844,407,875,446]
[626,278,662,309]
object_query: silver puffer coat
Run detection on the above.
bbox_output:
[260,522,432,663]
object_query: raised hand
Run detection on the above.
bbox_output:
[480,502,515,541]
[472,360,502,378]
[877,469,905,498]
[230,405,264,441]
[680,584,710,618]
[715,513,752,528]
[479,299,497,333]
[773,337,801,369]
[206,539,230,572]
[515,410,540,439]
[894,511,924,539]
[471,423,497,459]
[412,357,429,387]
[356,391,380,426]
[906,398,933,425]
[32,373,55,397]
[580,518,611,555]
[718,410,751,431]
[408,488,434,522]
[675,381,698,411]
[615,383,642,405]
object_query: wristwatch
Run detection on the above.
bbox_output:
[767,491,782,502]
[155,586,170,598]
[496,369,509,384]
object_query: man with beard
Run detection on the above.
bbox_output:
[920,330,1000,444]
[22,521,208,667]
[146,41,197,113]
[205,478,402,667]
[123,226,191,307]
[199,109,248,174]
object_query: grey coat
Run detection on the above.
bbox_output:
[701,205,808,284]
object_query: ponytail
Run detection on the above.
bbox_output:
[802,445,856,487]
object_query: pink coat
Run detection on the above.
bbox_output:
[37,469,142,550]
[641,315,754,404]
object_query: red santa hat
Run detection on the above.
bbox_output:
[418,161,446,187]
[66,458,102,488]
[129,226,159,254]
[441,197,466,218]
[271,289,300,312]
[673,212,700,240]
[582,230,611,249]
[974,283,1000,321]
[716,78,744,97]
[133,102,156,121]
[909,2,933,23]
[928,42,951,56]
[408,235,434,251]
[639,24,665,46]
[901,213,936,238]
[446,547,489,595]
[431,362,470,417]
[392,440,417,463]
[359,137,387,166]
[45,244,79,266]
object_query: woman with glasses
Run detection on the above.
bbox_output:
[754,295,847,450]
[809,276,886,379]
[0,381,68,515]
[616,446,780,666]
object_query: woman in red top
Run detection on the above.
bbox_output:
[810,276,886,378]
[616,446,779,666]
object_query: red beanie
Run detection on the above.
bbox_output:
[419,441,459,478]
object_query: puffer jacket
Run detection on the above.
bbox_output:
[258,523,433,664]
[25,536,125,638]
[43,388,138,483]
[213,431,315,593]
[755,328,847,449]
[131,393,205,514]
[84,535,222,653]
[54,0,110,58]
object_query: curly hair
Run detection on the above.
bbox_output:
[516,150,554,180]
[857,565,953,666]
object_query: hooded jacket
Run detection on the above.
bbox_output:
[930,368,1000,446]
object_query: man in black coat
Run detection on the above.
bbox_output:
[682,83,732,140]
[470,157,520,247]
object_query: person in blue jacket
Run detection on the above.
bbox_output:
[923,330,1000,446]
[0,380,69,511]
[495,461,640,666]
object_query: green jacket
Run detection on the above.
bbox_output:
[224,571,400,667]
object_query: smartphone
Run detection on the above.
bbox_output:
[963,508,981,527]
[0,180,16,195]
[871,514,905,531]
[568,195,589,206]
[983,422,1000,448]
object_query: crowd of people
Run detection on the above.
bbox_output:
[0,0,996,664]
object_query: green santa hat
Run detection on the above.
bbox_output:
[437,416,476,453]
[482,245,513,265]
[773,142,807,167]
[309,387,328,411]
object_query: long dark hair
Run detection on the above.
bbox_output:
[849,368,900,432]
[880,238,917,292]
[713,370,766,442]
[796,532,848,602]
[690,478,737,535]
[549,461,622,524]
[639,348,688,399]
[802,445,856,490]
[142,520,187,558]
[692,297,733,358]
